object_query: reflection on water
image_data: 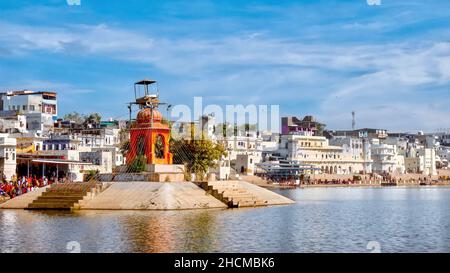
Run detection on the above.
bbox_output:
[1,187,450,253]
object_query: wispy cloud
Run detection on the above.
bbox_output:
[0,1,449,131]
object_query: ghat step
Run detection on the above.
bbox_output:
[199,181,268,208]
[26,182,103,210]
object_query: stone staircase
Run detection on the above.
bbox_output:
[26,182,105,210]
[199,181,268,208]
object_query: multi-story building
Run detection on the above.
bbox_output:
[329,136,373,174]
[276,131,371,174]
[436,146,450,168]
[439,132,450,146]
[0,90,57,135]
[0,133,17,180]
[405,148,437,175]
[217,131,262,162]
[0,111,27,133]
[370,139,405,174]
[0,90,57,118]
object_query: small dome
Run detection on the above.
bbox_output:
[136,108,163,124]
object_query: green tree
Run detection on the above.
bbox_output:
[170,138,227,180]
[63,112,102,124]
[316,123,326,136]
[63,112,84,123]
[84,113,102,124]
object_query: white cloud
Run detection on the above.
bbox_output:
[1,21,449,131]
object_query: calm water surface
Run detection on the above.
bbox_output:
[1,187,450,253]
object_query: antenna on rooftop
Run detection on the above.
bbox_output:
[352,111,356,130]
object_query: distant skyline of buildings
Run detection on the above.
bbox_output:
[0,87,448,183]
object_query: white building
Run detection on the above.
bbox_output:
[436,146,450,168]
[217,131,263,162]
[235,154,261,175]
[329,136,373,174]
[1,90,57,118]
[261,132,280,152]
[405,148,437,175]
[0,133,16,180]
[0,90,57,135]
[0,114,27,133]
[370,139,405,174]
[277,132,371,175]
[25,112,54,133]
[79,151,113,174]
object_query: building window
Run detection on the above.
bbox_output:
[30,105,35,111]
[23,105,27,111]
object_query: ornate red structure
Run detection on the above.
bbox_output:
[127,107,173,165]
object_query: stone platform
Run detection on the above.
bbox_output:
[0,181,294,210]
[76,182,227,210]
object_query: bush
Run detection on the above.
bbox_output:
[128,155,147,173]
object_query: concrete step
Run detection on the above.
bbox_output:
[27,203,74,210]
[211,185,239,189]
[45,188,92,193]
[202,181,269,208]
[40,193,87,199]
[26,182,102,210]
[214,187,247,193]
[233,199,268,207]
[222,193,255,199]
[33,197,82,203]
[230,196,259,202]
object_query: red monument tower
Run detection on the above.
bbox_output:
[127,79,173,165]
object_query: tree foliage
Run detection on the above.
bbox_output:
[128,155,147,173]
[170,138,227,178]
[84,113,102,124]
[316,123,326,136]
[63,112,84,123]
[63,112,102,125]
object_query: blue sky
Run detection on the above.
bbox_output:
[0,0,449,132]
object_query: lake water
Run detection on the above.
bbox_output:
[1,187,450,253]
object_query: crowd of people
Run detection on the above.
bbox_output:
[0,174,62,199]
